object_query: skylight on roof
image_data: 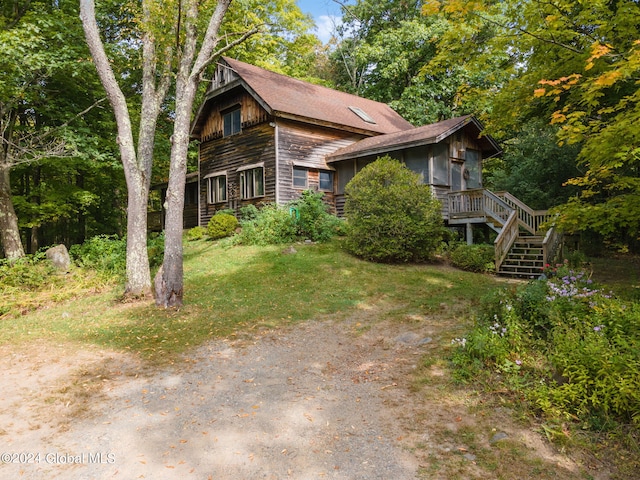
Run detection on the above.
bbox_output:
[348,106,377,124]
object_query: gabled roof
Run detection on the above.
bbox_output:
[191,58,414,137]
[327,115,502,162]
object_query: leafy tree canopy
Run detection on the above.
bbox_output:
[426,0,640,247]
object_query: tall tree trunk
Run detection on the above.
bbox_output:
[155,0,233,307]
[0,164,25,260]
[81,0,170,297]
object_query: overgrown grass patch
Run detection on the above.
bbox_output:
[448,262,640,477]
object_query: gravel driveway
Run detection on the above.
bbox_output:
[1,316,430,479]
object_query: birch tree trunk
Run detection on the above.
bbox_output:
[0,163,25,260]
[80,0,170,297]
[155,0,233,307]
[0,107,25,260]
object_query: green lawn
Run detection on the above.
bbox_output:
[0,239,501,362]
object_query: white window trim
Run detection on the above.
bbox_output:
[239,166,265,199]
[207,174,227,204]
[236,162,264,173]
[293,166,308,189]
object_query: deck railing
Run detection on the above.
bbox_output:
[448,189,556,272]
[495,191,551,235]
[448,189,513,225]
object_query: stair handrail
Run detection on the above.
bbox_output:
[494,191,550,235]
[542,223,563,267]
[494,209,519,271]
[481,189,514,225]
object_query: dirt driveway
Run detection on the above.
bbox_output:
[0,309,608,479]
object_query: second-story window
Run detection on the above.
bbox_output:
[223,107,241,137]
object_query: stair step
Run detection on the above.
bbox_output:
[507,251,543,257]
[513,242,543,249]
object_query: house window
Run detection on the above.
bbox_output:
[240,167,264,199]
[293,167,307,188]
[207,175,227,204]
[223,107,241,137]
[319,170,333,191]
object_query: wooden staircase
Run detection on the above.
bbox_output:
[498,235,545,277]
[448,189,563,278]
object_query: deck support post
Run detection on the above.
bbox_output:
[466,222,473,245]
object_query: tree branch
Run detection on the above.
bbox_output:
[469,10,584,55]
[202,26,262,77]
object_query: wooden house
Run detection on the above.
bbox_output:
[190,58,562,277]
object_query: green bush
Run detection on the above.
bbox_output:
[344,156,446,263]
[239,204,259,222]
[541,299,640,424]
[291,190,343,242]
[235,204,298,245]
[187,226,206,241]
[207,213,239,240]
[448,243,495,273]
[69,234,164,277]
[70,235,127,277]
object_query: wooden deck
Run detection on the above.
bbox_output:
[447,189,562,276]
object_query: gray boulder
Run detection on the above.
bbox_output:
[46,244,71,272]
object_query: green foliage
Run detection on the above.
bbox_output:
[485,120,581,210]
[146,233,165,268]
[541,299,640,424]
[1,0,123,250]
[452,269,640,426]
[69,235,126,278]
[234,192,343,246]
[207,213,239,240]
[235,204,298,246]
[186,226,206,241]
[448,243,495,273]
[239,204,260,222]
[291,190,344,242]
[344,156,446,263]
[0,253,56,290]
[330,0,499,125]
[69,234,164,278]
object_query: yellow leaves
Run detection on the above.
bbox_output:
[550,110,567,124]
[421,0,486,16]
[594,70,622,87]
[422,0,441,15]
[535,74,582,101]
[586,42,613,70]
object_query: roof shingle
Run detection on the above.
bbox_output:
[208,58,414,135]
[327,115,501,162]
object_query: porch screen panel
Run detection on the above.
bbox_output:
[465,149,481,189]
[451,162,462,191]
[336,160,355,194]
[404,146,429,184]
[432,142,449,186]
